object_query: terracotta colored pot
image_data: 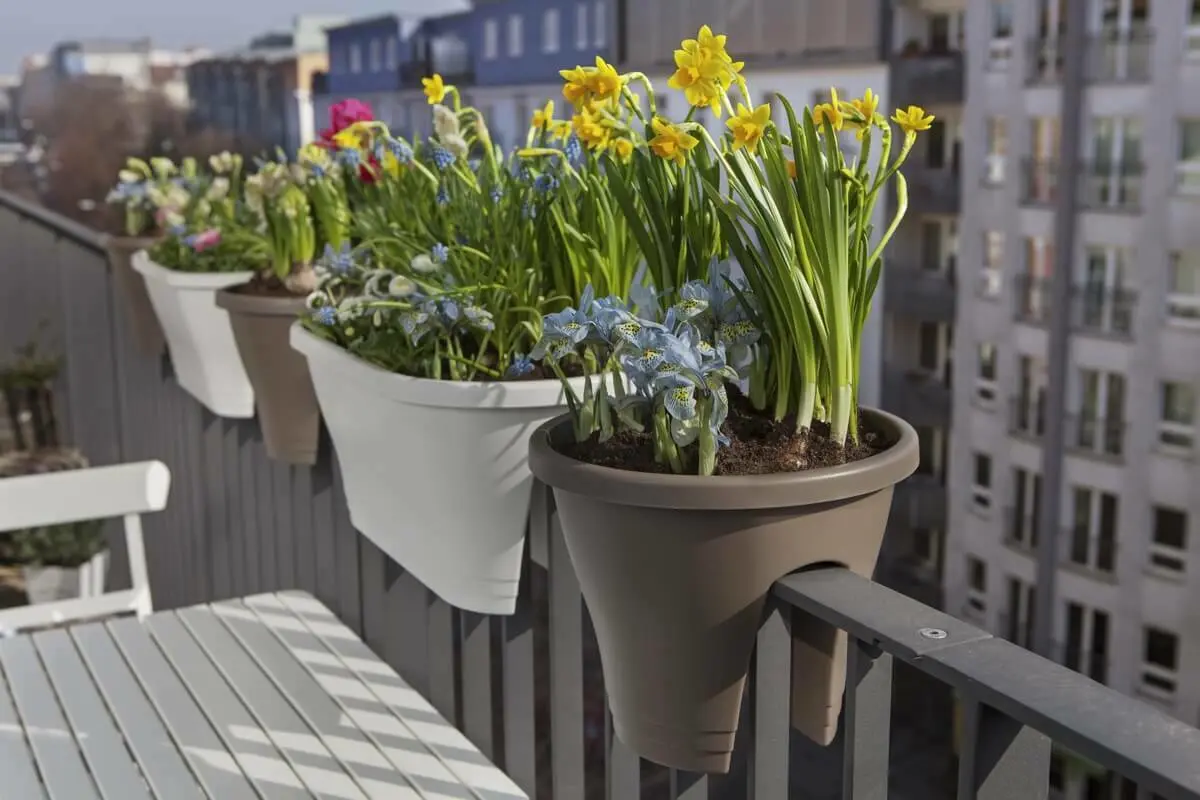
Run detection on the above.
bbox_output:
[106,236,165,356]
[528,409,919,773]
[216,289,319,465]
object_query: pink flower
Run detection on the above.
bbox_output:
[319,98,375,145]
[186,229,221,252]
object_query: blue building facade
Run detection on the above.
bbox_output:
[468,0,613,86]
[325,16,404,97]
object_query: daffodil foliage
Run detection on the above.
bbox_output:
[532,263,762,475]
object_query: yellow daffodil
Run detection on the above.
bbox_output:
[692,25,741,71]
[812,88,845,132]
[299,143,330,167]
[849,89,879,123]
[787,159,797,180]
[560,66,590,107]
[727,102,771,153]
[381,151,402,178]
[550,120,573,141]
[332,128,367,150]
[532,100,555,130]
[609,137,635,163]
[586,57,623,101]
[572,106,613,151]
[668,45,726,115]
[648,117,698,166]
[422,74,447,105]
[892,105,935,134]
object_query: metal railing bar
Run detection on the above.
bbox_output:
[460,611,496,760]
[0,189,109,253]
[549,512,586,800]
[776,569,1200,799]
[842,642,892,800]
[751,600,791,800]
[500,549,537,796]
[956,698,1050,800]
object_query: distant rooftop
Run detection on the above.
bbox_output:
[55,38,153,55]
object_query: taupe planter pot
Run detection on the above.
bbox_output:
[528,409,919,773]
[216,290,320,465]
[106,236,165,356]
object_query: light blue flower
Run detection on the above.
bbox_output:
[388,138,414,164]
[312,306,337,326]
[436,186,450,206]
[321,242,355,274]
[506,354,536,378]
[337,148,361,168]
[431,242,449,264]
[533,172,559,193]
[490,186,504,203]
[431,145,455,170]
[564,134,583,166]
[464,304,495,331]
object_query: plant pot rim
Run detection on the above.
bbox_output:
[131,250,255,289]
[528,409,919,511]
[216,286,308,316]
[290,322,590,410]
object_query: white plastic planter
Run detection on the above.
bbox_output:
[292,323,586,615]
[131,252,256,418]
[22,550,109,605]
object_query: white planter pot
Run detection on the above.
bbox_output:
[22,550,109,605]
[291,324,585,615]
[131,251,256,418]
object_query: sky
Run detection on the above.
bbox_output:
[0,1,437,75]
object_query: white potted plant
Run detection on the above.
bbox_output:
[130,153,256,418]
[291,78,639,615]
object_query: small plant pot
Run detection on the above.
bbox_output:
[291,324,586,615]
[22,550,109,605]
[527,410,919,773]
[216,289,320,465]
[107,236,165,356]
[131,251,255,418]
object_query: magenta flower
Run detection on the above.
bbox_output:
[320,98,375,145]
[185,229,221,253]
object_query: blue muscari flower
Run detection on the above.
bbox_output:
[431,145,455,171]
[464,304,495,331]
[431,242,449,264]
[312,306,337,326]
[322,242,355,274]
[440,297,460,322]
[469,158,482,172]
[490,186,504,203]
[533,173,559,193]
[168,223,187,237]
[506,354,536,378]
[388,138,414,164]
[338,148,362,168]
[311,163,326,178]
[436,186,450,206]
[564,134,583,165]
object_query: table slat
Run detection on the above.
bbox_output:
[0,652,50,800]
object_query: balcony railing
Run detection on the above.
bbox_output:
[883,263,957,323]
[883,366,953,427]
[1009,396,1126,459]
[1019,158,1145,212]
[891,51,965,106]
[907,164,962,213]
[6,190,1200,799]
[1010,394,1047,439]
[1025,29,1155,84]
[1014,275,1137,338]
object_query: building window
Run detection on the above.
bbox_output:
[575,3,588,49]
[971,453,993,511]
[1141,627,1179,701]
[1004,577,1036,649]
[976,343,997,402]
[543,8,560,53]
[1168,250,1200,325]
[915,425,939,477]
[1064,602,1110,684]
[917,321,941,372]
[484,19,499,59]
[1188,1,1200,56]
[1159,381,1196,450]
[966,556,987,614]
[1068,487,1118,574]
[1180,119,1200,195]
[1009,468,1041,549]
[385,36,398,71]
[593,1,606,47]
[1150,506,1188,575]
[508,14,524,57]
[1076,369,1126,458]
[985,117,1007,183]
[369,38,382,72]
[980,230,1004,297]
[349,43,363,74]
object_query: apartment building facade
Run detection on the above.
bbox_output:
[945,0,1200,796]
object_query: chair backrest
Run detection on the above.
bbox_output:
[0,460,170,634]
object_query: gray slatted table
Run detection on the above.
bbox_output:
[0,591,529,800]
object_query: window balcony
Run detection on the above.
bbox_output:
[1025,29,1155,84]
[906,163,962,214]
[1008,396,1127,460]
[1014,275,1137,339]
[6,188,1200,800]
[1019,158,1145,213]
[891,50,965,107]
[883,366,953,427]
[892,473,949,532]
[883,262,957,323]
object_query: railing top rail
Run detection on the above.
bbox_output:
[0,189,109,254]
[775,568,1200,799]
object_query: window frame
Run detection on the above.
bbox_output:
[483,19,499,60]
[575,3,588,50]
[385,36,398,71]
[1168,250,1200,326]
[349,42,363,74]
[369,37,382,72]
[593,1,606,47]
[1150,505,1188,576]
[1178,119,1200,195]
[1158,380,1197,451]
[971,452,993,512]
[508,14,524,58]
[976,342,998,403]
[542,8,560,53]
[1140,626,1180,702]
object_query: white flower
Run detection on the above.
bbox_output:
[206,177,230,201]
[150,157,176,178]
[411,254,439,273]
[118,169,140,184]
[432,104,460,138]
[166,184,190,210]
[442,133,469,159]
[146,186,169,208]
[388,275,417,297]
[289,163,307,185]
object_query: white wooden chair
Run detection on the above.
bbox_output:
[0,460,170,634]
